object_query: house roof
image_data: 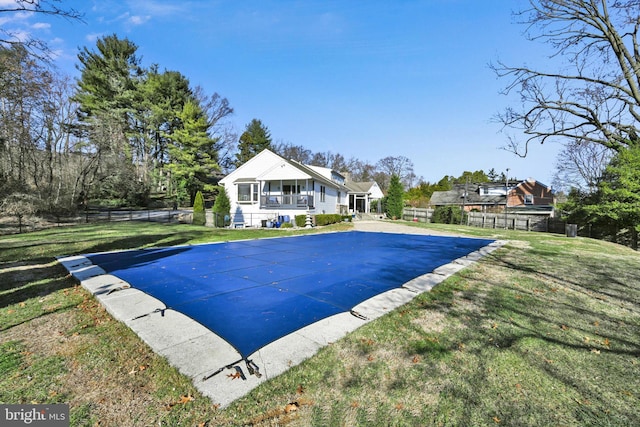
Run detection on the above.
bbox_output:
[430,179,553,206]
[430,187,506,206]
[287,159,350,191]
[219,149,349,191]
[344,181,376,194]
[513,178,553,192]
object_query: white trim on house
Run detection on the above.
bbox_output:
[219,149,351,227]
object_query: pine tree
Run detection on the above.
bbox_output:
[167,100,219,204]
[192,190,206,226]
[235,119,272,166]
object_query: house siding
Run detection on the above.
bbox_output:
[219,149,349,227]
[509,180,555,207]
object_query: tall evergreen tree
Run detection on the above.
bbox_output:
[385,174,404,220]
[235,118,272,166]
[138,67,193,189]
[73,34,145,202]
[166,100,219,204]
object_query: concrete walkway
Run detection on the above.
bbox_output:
[58,220,505,408]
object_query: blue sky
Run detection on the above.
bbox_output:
[7,0,561,185]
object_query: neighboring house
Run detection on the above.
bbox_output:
[430,178,555,213]
[508,178,555,209]
[218,149,381,227]
[344,179,385,214]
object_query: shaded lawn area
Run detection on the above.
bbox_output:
[0,221,639,426]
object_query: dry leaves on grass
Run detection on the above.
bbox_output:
[128,365,148,375]
[249,398,314,425]
[165,394,194,410]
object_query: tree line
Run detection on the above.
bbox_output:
[0,27,443,217]
[2,1,639,248]
[0,34,237,214]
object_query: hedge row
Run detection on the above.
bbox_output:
[294,213,351,227]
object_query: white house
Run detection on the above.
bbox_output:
[344,180,385,214]
[219,149,355,227]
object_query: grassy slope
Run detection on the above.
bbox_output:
[0,221,638,426]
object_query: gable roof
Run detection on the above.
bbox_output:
[430,188,505,206]
[219,149,348,190]
[513,178,553,192]
[430,178,553,206]
[344,181,384,198]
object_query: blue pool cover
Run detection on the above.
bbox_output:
[86,231,493,358]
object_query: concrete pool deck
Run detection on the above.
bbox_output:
[58,221,506,408]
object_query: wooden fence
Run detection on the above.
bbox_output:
[402,208,566,233]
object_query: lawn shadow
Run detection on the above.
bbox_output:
[0,230,205,322]
[413,246,640,425]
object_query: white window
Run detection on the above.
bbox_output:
[320,185,326,202]
[524,194,534,204]
[238,183,258,203]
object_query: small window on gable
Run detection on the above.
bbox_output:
[524,194,534,204]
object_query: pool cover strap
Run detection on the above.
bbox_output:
[131,307,166,320]
[202,358,262,381]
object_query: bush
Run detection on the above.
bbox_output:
[0,192,40,233]
[432,206,466,225]
[212,187,231,228]
[281,222,293,228]
[192,191,206,226]
[315,214,343,226]
[295,215,307,227]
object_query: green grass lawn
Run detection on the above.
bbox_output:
[1,221,638,426]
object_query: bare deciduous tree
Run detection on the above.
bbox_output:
[493,0,640,157]
[376,155,414,189]
[0,0,83,58]
[552,139,613,192]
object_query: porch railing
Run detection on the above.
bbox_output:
[260,194,314,208]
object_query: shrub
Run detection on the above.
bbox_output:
[192,191,206,226]
[315,214,342,226]
[0,192,40,233]
[432,205,466,225]
[295,215,307,227]
[281,222,293,228]
[212,187,231,228]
